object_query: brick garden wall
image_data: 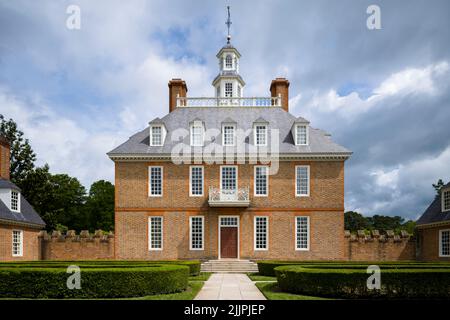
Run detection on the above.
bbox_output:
[39,230,114,260]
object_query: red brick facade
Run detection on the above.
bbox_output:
[417,224,450,261]
[0,225,41,261]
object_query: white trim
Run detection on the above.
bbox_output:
[149,125,165,146]
[254,124,268,147]
[148,216,163,251]
[295,124,309,146]
[218,215,240,259]
[442,189,450,212]
[10,189,20,212]
[220,165,238,191]
[254,216,269,251]
[12,229,23,257]
[189,166,204,197]
[222,123,236,146]
[148,166,163,197]
[295,165,310,197]
[189,216,204,251]
[295,216,310,251]
[439,229,450,257]
[254,165,269,197]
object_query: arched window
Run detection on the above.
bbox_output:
[225,55,233,69]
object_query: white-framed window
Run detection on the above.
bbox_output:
[295,125,308,145]
[222,124,236,146]
[190,216,204,250]
[439,229,450,257]
[254,166,268,196]
[442,189,450,212]
[254,216,268,250]
[295,165,310,197]
[225,54,233,69]
[225,82,233,97]
[216,86,221,97]
[295,216,310,251]
[255,125,267,146]
[149,166,163,197]
[237,85,242,97]
[12,230,23,257]
[149,216,163,250]
[221,166,237,191]
[190,122,204,146]
[150,125,163,146]
[10,190,20,212]
[190,166,204,197]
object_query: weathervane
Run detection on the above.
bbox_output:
[225,6,232,44]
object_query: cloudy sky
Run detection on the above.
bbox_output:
[0,0,449,220]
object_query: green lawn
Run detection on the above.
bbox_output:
[132,281,204,300]
[256,282,330,300]
[247,273,276,282]
[189,272,212,281]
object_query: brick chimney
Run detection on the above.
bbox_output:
[270,78,290,112]
[0,135,10,180]
[168,78,188,112]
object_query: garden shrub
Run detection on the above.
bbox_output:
[275,265,450,299]
[0,264,189,298]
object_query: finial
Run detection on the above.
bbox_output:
[225,6,232,44]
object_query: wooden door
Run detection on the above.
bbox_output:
[220,227,238,258]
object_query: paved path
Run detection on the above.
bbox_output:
[195,273,266,300]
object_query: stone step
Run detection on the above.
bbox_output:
[200,259,259,273]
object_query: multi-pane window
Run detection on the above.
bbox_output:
[443,190,450,212]
[225,55,233,68]
[191,123,204,146]
[10,190,19,211]
[149,166,163,196]
[221,166,237,191]
[149,217,163,250]
[440,230,450,257]
[190,216,204,250]
[296,216,309,250]
[295,125,308,145]
[255,125,267,146]
[150,126,162,146]
[254,216,268,250]
[254,166,268,196]
[223,125,235,146]
[220,216,238,226]
[296,166,310,196]
[190,166,204,196]
[225,83,233,97]
[12,230,23,257]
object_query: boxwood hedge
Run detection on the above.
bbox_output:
[0,264,189,298]
[275,265,450,299]
[0,260,201,276]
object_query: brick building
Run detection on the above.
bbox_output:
[108,30,352,261]
[0,135,45,261]
[416,182,450,261]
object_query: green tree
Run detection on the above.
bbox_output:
[0,115,36,185]
[433,179,445,196]
[344,211,370,231]
[367,215,404,231]
[84,180,115,232]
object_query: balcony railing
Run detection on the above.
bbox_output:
[208,187,250,207]
[177,96,281,108]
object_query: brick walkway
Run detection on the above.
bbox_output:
[194,273,266,300]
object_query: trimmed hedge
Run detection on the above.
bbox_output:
[0,264,189,298]
[257,260,450,276]
[275,265,450,299]
[0,260,201,276]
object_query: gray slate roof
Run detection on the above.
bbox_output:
[108,107,351,157]
[417,183,450,226]
[0,178,45,228]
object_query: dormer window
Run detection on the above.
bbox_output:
[225,55,233,69]
[295,125,308,146]
[11,190,19,212]
[222,124,236,146]
[443,189,450,212]
[225,82,233,97]
[255,125,267,146]
[191,121,204,146]
[150,126,163,146]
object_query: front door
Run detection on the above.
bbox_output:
[219,216,239,259]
